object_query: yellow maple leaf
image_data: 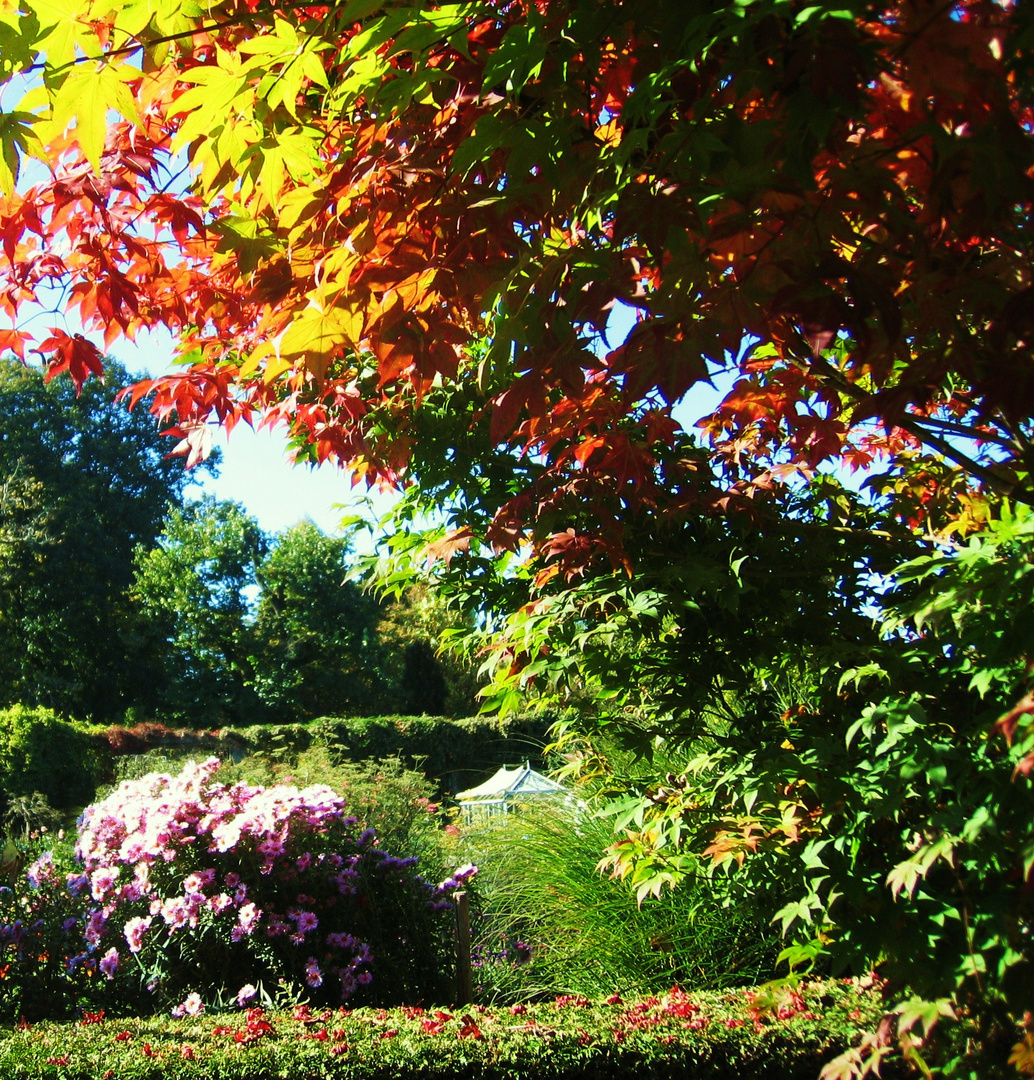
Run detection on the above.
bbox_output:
[1009,1031,1034,1076]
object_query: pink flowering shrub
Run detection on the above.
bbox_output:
[0,758,458,1019]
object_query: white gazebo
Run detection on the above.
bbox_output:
[455,761,569,822]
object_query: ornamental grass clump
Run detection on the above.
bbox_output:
[1,758,458,1021]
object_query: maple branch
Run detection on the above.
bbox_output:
[22,0,321,79]
[884,419,1029,504]
[764,520,926,549]
[24,19,244,77]
[995,412,1034,464]
[904,412,1034,482]
[903,414,1015,452]
[807,357,1034,508]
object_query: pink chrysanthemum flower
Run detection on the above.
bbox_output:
[123,915,152,954]
[295,911,318,934]
[171,992,204,1018]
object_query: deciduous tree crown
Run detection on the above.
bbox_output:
[0,0,1029,567]
[2,7,1034,1070]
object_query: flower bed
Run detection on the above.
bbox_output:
[0,979,902,1080]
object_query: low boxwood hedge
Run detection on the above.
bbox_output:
[0,979,916,1080]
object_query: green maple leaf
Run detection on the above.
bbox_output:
[0,110,48,196]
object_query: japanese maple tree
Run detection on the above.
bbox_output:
[2,1,1034,1071]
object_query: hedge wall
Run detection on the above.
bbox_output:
[0,705,97,810]
[89,712,557,795]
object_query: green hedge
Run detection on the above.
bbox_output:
[90,713,557,794]
[293,713,554,789]
[0,979,923,1080]
[0,705,96,810]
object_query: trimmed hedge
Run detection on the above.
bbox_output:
[90,713,557,794]
[0,705,96,810]
[0,979,919,1080]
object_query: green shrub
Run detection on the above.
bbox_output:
[214,746,448,878]
[0,705,95,810]
[107,747,202,787]
[0,792,64,840]
[219,712,556,793]
[83,712,559,807]
[0,830,86,1020]
[1,758,460,1021]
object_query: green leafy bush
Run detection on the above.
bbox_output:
[215,747,448,878]
[237,713,556,791]
[0,792,64,840]
[0,705,95,810]
[86,713,556,803]
[590,505,1034,1076]
[0,759,461,1021]
[0,830,86,1020]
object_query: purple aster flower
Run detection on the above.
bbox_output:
[294,910,318,934]
[237,901,261,935]
[172,992,204,1018]
[26,852,55,888]
[123,915,152,954]
[99,947,119,980]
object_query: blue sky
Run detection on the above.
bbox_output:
[99,307,683,542]
[3,147,383,540]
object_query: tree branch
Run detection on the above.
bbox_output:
[22,0,325,79]
[807,357,1034,508]
[904,413,1014,452]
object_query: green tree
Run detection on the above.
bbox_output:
[375,584,483,718]
[362,410,1034,1074]
[0,357,205,721]
[132,497,267,726]
[1,0,1033,1071]
[0,704,95,812]
[251,520,388,720]
[134,512,470,724]
[579,505,1034,1077]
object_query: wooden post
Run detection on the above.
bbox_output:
[454,889,473,1005]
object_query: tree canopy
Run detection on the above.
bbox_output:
[1,0,1034,1073]
[0,0,1029,549]
[131,503,476,724]
[131,495,269,724]
[253,519,385,719]
[0,355,204,719]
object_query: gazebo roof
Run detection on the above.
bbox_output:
[455,761,567,802]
